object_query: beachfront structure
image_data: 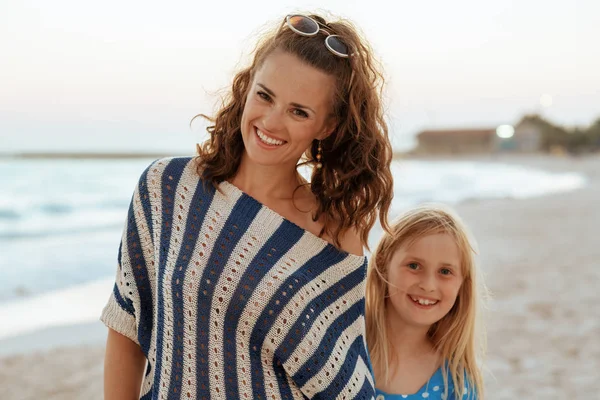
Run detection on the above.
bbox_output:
[415,119,543,155]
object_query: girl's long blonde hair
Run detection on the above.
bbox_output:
[366,204,487,399]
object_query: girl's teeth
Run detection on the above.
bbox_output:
[257,129,284,146]
[410,296,438,306]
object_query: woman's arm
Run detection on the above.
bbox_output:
[101,161,161,399]
[104,328,146,400]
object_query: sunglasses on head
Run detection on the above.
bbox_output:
[285,14,350,58]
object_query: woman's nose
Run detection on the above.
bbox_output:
[262,107,285,132]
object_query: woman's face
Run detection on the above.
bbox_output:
[240,50,337,171]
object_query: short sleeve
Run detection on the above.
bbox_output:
[100,162,156,347]
[459,377,478,400]
[447,369,478,400]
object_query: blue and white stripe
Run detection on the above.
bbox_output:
[101,157,376,400]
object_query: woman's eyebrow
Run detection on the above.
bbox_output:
[257,83,315,114]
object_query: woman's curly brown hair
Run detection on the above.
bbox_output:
[193,13,393,249]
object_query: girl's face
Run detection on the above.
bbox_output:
[386,233,464,329]
[240,50,336,171]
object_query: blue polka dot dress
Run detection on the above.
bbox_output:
[375,367,475,400]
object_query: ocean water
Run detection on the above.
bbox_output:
[0,157,587,339]
[0,159,152,303]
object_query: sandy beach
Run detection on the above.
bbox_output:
[1,154,598,399]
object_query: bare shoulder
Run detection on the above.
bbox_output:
[295,187,365,257]
[338,226,364,257]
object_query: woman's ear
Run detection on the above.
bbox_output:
[317,117,338,140]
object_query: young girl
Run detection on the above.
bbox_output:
[366,204,486,399]
[101,12,393,400]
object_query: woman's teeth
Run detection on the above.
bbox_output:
[410,295,439,306]
[256,129,284,146]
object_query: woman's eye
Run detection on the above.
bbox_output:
[257,91,271,101]
[407,262,419,270]
[440,268,452,276]
[292,108,309,118]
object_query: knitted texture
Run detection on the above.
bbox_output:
[101,157,375,400]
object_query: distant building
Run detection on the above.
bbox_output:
[415,128,497,154]
[499,118,543,152]
[414,119,543,155]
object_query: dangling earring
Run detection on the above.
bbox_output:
[316,141,323,169]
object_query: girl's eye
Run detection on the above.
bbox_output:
[440,268,452,276]
[257,91,271,101]
[407,262,420,270]
[292,108,309,118]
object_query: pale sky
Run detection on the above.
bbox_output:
[1,0,598,153]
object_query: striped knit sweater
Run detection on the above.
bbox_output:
[101,157,376,400]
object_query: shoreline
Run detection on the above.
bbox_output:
[0,322,107,358]
[3,149,597,161]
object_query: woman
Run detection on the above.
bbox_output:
[101,12,393,400]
